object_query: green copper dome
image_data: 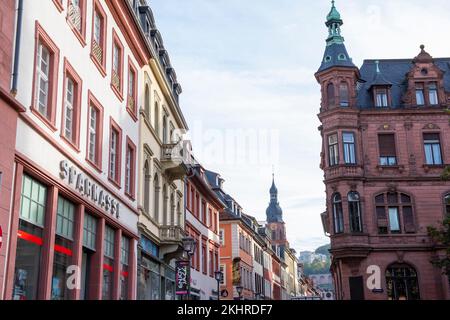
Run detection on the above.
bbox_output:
[327,0,342,23]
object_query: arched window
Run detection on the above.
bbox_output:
[143,160,150,213]
[386,264,420,300]
[144,84,150,119]
[375,192,415,234]
[154,102,159,135]
[332,193,344,234]
[348,192,362,233]
[162,184,168,226]
[170,193,175,226]
[162,115,168,144]
[327,83,335,107]
[445,194,450,217]
[339,82,349,107]
[153,174,160,222]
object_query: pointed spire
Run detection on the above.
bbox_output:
[414,44,433,63]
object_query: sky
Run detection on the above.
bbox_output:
[150,0,450,252]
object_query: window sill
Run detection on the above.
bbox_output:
[85,157,102,174]
[125,191,136,202]
[108,176,122,190]
[52,0,64,12]
[423,164,445,171]
[90,54,106,78]
[30,106,57,132]
[126,106,138,123]
[110,83,124,102]
[67,21,87,47]
[60,134,80,153]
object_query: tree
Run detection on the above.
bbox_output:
[315,244,331,257]
[427,217,450,276]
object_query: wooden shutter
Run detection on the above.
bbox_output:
[378,134,396,157]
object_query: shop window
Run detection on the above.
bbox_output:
[386,264,420,300]
[13,175,47,300]
[120,236,130,300]
[80,213,97,300]
[51,196,75,300]
[102,226,115,300]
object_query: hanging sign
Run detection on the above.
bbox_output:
[175,260,190,295]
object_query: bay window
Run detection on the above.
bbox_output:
[339,82,349,107]
[332,193,344,234]
[343,132,356,165]
[328,134,339,167]
[348,192,362,233]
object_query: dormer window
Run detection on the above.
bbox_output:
[339,82,349,107]
[375,88,389,107]
[428,82,438,105]
[415,84,425,106]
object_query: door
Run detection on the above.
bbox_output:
[349,276,365,300]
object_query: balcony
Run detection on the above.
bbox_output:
[159,225,185,244]
[160,140,191,181]
[325,165,364,181]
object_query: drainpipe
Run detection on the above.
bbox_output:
[11,0,23,96]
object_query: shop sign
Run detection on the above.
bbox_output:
[175,260,190,295]
[59,160,120,217]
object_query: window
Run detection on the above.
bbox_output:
[91,0,107,75]
[83,213,97,250]
[127,58,138,118]
[154,102,159,135]
[144,83,151,119]
[162,115,168,144]
[201,201,207,224]
[125,137,136,198]
[428,82,438,105]
[343,132,356,165]
[143,160,151,213]
[332,193,344,234]
[81,213,97,300]
[423,133,442,165]
[386,264,420,300]
[375,192,415,234]
[111,30,124,99]
[153,174,160,222]
[339,82,349,107]
[103,226,115,300]
[209,249,214,277]
[328,134,339,167]
[220,264,226,285]
[67,0,86,45]
[61,59,82,148]
[120,236,130,300]
[327,83,335,107]
[202,242,207,275]
[415,84,425,106]
[378,134,397,166]
[375,88,389,107]
[348,192,362,233]
[219,229,225,246]
[13,175,47,300]
[86,92,103,170]
[445,194,450,217]
[108,119,122,186]
[32,23,60,128]
[52,196,75,300]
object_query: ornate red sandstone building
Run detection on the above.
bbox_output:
[316,2,450,300]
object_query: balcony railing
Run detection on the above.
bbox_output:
[92,40,103,64]
[68,4,81,32]
[160,140,192,181]
[325,165,363,180]
[160,226,184,243]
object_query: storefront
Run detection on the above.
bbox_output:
[137,234,176,300]
[3,150,139,300]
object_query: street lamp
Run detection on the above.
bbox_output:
[182,237,196,300]
[236,285,243,300]
[214,270,223,301]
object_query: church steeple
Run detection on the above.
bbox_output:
[317,0,356,73]
[266,174,283,223]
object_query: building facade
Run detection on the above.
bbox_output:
[185,163,224,300]
[0,0,27,300]
[129,0,190,301]
[1,0,152,300]
[316,2,450,300]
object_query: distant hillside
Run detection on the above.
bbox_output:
[315,244,331,257]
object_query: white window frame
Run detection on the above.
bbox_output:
[110,130,118,180]
[64,77,75,141]
[88,105,97,162]
[36,43,50,117]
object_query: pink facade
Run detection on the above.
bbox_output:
[317,3,450,300]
